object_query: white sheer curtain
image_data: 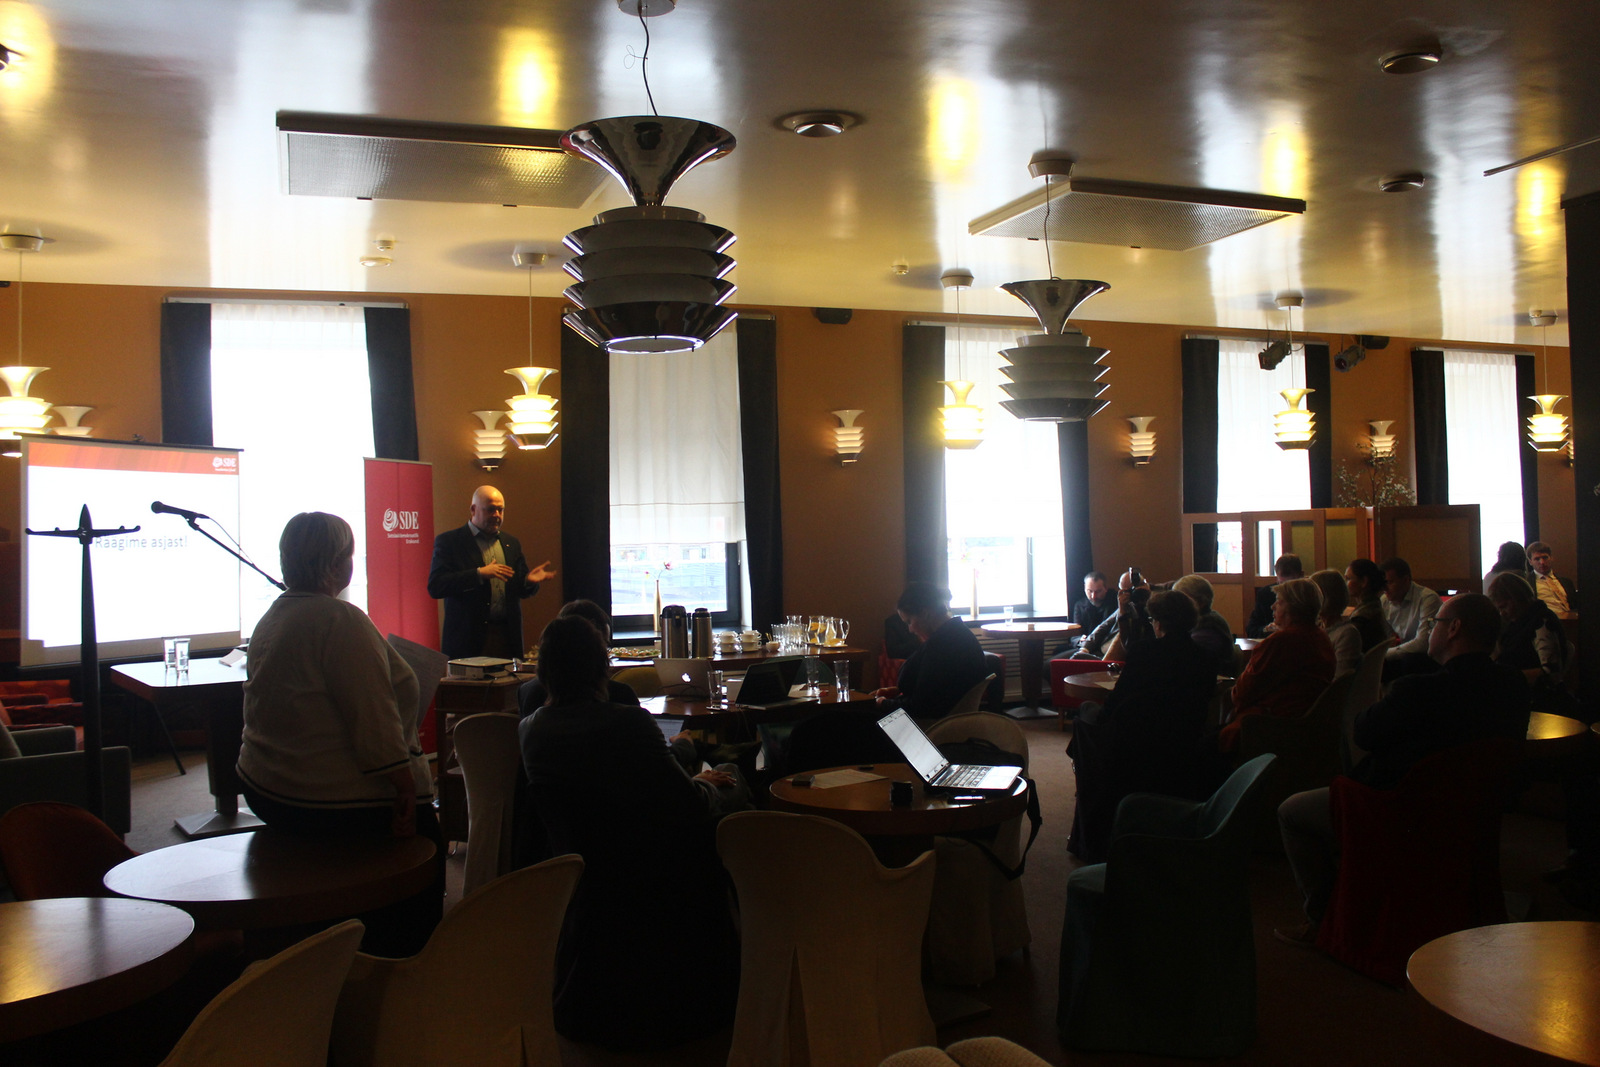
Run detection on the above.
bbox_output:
[609,329,745,545]
[1215,338,1312,513]
[210,304,373,633]
[943,326,1068,615]
[1443,349,1522,569]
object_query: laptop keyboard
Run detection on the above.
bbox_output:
[941,765,989,788]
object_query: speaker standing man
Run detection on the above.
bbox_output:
[427,485,555,659]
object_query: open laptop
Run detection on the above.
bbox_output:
[656,658,711,698]
[876,708,1022,795]
[733,656,806,708]
[652,714,686,744]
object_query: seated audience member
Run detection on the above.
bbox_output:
[519,616,742,1050]
[1275,594,1531,944]
[1071,568,1154,661]
[1072,570,1113,634]
[517,599,638,717]
[1247,554,1305,638]
[1311,569,1362,676]
[1527,540,1578,614]
[871,582,988,721]
[883,608,921,661]
[1381,556,1442,678]
[1343,558,1391,652]
[237,512,440,956]
[1067,590,1218,862]
[1218,578,1335,753]
[1174,573,1237,675]
[1484,540,1529,590]
[1488,571,1570,700]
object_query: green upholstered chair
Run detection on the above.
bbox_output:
[1057,753,1276,1057]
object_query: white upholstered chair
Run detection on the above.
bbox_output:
[718,811,937,1067]
[452,711,522,897]
[330,854,583,1067]
[160,920,364,1067]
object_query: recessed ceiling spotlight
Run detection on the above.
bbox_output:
[1380,172,1427,192]
[1379,46,1442,74]
[778,111,861,138]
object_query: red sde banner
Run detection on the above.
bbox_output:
[364,458,440,751]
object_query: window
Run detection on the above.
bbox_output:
[1443,349,1523,568]
[1215,338,1311,573]
[943,326,1069,617]
[210,303,374,633]
[608,330,746,628]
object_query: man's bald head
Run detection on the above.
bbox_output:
[470,485,505,535]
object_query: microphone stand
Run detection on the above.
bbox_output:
[178,515,286,592]
[26,505,140,820]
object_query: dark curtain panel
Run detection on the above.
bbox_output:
[558,323,612,612]
[1515,353,1540,541]
[735,318,783,633]
[1056,421,1094,594]
[1181,338,1220,570]
[160,302,213,446]
[902,325,948,588]
[364,307,419,461]
[1561,189,1600,707]
[1411,349,1449,505]
[1304,342,1333,508]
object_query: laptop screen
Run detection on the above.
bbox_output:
[877,708,949,782]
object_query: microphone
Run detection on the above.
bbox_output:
[151,501,210,521]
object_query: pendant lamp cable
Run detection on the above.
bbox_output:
[527,261,535,363]
[1042,174,1056,280]
[635,10,659,117]
[13,251,21,362]
[954,284,964,380]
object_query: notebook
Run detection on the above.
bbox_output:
[876,708,1022,795]
[733,656,806,707]
[656,658,711,698]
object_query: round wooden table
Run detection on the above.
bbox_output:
[1527,712,1590,760]
[981,621,1080,715]
[1061,671,1119,704]
[1408,921,1600,1066]
[104,829,437,932]
[0,897,196,1043]
[770,762,1028,866]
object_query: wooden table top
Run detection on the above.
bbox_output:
[0,897,196,1043]
[981,621,1080,638]
[1063,671,1119,691]
[109,656,246,700]
[769,762,1028,838]
[1408,921,1600,1066]
[641,685,874,722]
[104,829,437,931]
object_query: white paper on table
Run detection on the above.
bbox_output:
[810,769,886,788]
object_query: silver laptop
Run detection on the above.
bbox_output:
[877,708,1022,795]
[656,658,710,698]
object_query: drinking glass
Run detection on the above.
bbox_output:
[804,656,822,694]
[173,637,191,674]
[163,637,180,672]
[1003,605,1015,624]
[707,669,725,708]
[833,659,849,697]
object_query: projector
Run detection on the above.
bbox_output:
[446,656,515,680]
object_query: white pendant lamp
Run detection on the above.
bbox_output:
[1526,310,1568,452]
[505,367,559,450]
[1274,388,1316,450]
[940,269,985,448]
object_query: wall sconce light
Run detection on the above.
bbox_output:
[52,405,94,437]
[1367,419,1396,460]
[471,410,508,470]
[1127,416,1156,465]
[505,366,560,450]
[0,366,53,456]
[832,409,864,464]
[1273,387,1316,450]
[939,380,984,449]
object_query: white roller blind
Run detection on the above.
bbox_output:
[1215,338,1311,513]
[1443,349,1522,568]
[609,329,746,546]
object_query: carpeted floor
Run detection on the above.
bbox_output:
[124,719,1592,1066]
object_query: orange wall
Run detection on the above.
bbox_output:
[0,282,1575,664]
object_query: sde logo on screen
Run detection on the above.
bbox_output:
[382,508,420,533]
[212,456,237,470]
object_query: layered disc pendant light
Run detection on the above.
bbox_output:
[1271,292,1315,450]
[939,269,984,448]
[559,2,737,354]
[506,250,559,450]
[1526,309,1568,452]
[996,155,1112,422]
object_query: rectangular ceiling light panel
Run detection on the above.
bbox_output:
[969,177,1306,251]
[278,112,608,209]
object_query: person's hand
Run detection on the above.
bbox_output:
[1387,633,1400,647]
[528,560,557,583]
[478,562,515,581]
[870,686,899,700]
[670,731,692,744]
[695,768,736,788]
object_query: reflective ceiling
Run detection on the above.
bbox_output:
[1,0,1594,344]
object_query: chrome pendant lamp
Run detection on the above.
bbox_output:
[559,5,737,354]
[995,154,1112,422]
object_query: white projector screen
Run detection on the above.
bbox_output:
[22,438,244,667]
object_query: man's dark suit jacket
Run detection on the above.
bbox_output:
[427,523,540,659]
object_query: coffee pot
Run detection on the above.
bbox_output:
[660,604,689,658]
[690,607,714,658]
